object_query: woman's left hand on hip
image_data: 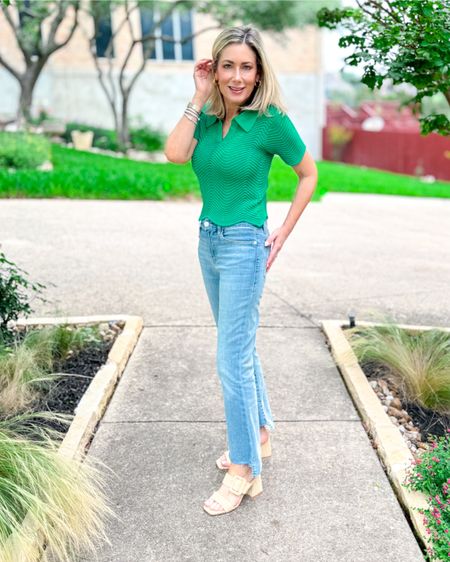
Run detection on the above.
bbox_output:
[264,226,288,272]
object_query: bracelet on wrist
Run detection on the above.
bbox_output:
[188,101,202,113]
[184,111,198,124]
[184,101,200,125]
[185,106,199,118]
[186,103,200,118]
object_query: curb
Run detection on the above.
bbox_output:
[321,319,432,552]
[1,314,144,562]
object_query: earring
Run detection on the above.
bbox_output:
[256,80,261,88]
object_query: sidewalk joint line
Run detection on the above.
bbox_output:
[142,324,320,329]
[264,286,320,328]
[100,418,361,424]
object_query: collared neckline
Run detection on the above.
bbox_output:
[203,109,259,132]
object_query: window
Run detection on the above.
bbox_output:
[179,10,193,60]
[95,9,114,58]
[140,6,194,61]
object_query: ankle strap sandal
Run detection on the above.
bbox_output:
[216,437,272,470]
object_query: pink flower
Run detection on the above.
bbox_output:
[431,456,440,463]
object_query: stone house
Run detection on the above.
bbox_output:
[0,3,325,157]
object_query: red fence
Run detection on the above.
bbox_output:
[322,128,450,181]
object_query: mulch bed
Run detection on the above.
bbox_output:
[34,337,116,434]
[2,323,121,436]
[360,359,450,442]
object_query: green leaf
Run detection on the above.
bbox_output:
[319,0,450,135]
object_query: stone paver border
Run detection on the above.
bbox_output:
[321,319,450,553]
[2,314,144,562]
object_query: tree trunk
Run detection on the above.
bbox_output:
[17,61,47,128]
[17,79,34,128]
[118,95,130,153]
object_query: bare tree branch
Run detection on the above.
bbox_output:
[45,0,66,51]
[385,0,403,22]
[119,0,136,93]
[109,1,139,40]
[162,25,221,45]
[46,1,80,56]
[0,4,18,33]
[0,52,21,81]
[356,0,385,25]
[123,40,146,97]
[359,0,402,24]
[93,51,119,128]
[1,4,31,64]
[78,7,118,129]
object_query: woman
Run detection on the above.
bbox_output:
[164,25,318,516]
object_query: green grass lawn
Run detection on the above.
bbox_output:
[0,144,449,201]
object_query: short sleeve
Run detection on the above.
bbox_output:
[264,108,306,166]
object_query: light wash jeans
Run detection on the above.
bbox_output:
[198,218,275,478]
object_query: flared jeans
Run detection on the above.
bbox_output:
[198,218,276,478]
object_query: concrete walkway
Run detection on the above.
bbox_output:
[2,194,448,561]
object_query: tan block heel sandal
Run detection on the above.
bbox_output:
[215,436,272,470]
[203,472,263,516]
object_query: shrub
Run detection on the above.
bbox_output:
[28,109,51,127]
[63,122,164,152]
[0,132,51,169]
[63,123,119,152]
[404,430,450,561]
[327,124,353,147]
[130,125,164,152]
[0,252,47,346]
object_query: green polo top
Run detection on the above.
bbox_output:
[191,103,306,227]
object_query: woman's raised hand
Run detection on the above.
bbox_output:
[194,58,214,99]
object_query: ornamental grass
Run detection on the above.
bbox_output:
[347,324,450,415]
[0,325,101,416]
[0,412,115,562]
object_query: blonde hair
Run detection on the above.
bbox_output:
[206,25,287,119]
